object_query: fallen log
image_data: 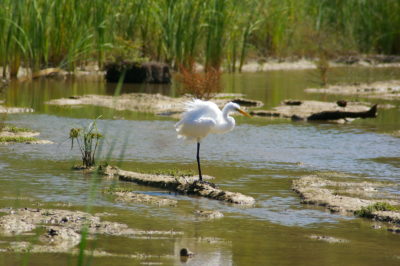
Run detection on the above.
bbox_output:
[101,166,255,205]
[307,104,377,121]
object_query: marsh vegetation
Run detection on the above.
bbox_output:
[1,1,400,265]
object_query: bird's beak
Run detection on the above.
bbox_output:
[237,108,252,117]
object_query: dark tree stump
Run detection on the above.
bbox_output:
[105,61,171,84]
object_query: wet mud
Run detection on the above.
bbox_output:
[46,93,262,117]
[306,80,400,100]
[104,187,178,206]
[251,100,377,123]
[292,176,400,232]
[0,126,53,144]
[101,166,255,205]
[0,207,182,254]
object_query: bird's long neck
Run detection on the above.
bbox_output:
[222,105,232,119]
[213,105,235,134]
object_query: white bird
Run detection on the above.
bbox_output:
[175,99,251,181]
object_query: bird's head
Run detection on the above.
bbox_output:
[225,102,252,117]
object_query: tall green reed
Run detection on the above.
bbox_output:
[1,0,400,78]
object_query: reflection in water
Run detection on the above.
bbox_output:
[174,238,232,266]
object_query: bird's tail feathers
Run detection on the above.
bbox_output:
[184,99,205,112]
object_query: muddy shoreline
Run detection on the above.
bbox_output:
[0,207,182,254]
[4,55,400,82]
[250,100,378,123]
[306,80,400,100]
[0,126,53,144]
[292,176,400,232]
[46,93,263,117]
[100,166,255,205]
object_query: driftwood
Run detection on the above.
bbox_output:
[307,104,377,121]
[250,100,377,122]
[101,166,255,205]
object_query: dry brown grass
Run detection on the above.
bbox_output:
[175,66,222,100]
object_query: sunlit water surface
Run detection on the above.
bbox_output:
[1,67,400,265]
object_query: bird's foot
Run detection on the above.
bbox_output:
[195,179,218,188]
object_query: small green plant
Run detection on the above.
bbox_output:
[103,186,132,194]
[354,202,400,218]
[136,168,195,177]
[69,119,103,168]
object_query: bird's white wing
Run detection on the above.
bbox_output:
[175,99,221,141]
[182,99,222,121]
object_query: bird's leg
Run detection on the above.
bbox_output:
[196,142,202,181]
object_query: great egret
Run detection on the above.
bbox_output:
[175,99,251,181]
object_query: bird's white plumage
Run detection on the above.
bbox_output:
[175,99,238,142]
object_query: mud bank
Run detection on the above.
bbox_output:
[46,93,262,117]
[309,235,349,244]
[104,187,178,206]
[292,176,400,229]
[306,80,400,100]
[194,210,224,219]
[0,105,34,114]
[250,100,377,123]
[240,55,400,72]
[0,126,53,144]
[0,207,182,254]
[101,166,255,205]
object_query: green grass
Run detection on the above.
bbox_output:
[3,125,33,133]
[103,186,133,194]
[135,168,195,177]
[0,136,38,143]
[354,202,400,218]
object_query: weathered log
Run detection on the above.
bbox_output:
[250,100,377,123]
[307,104,377,121]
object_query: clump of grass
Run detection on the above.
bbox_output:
[136,168,195,177]
[3,125,33,133]
[354,202,400,218]
[0,136,38,143]
[175,67,222,100]
[69,120,103,168]
[103,186,133,194]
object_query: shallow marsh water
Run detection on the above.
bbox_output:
[1,67,400,265]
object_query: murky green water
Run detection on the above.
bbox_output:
[1,67,400,265]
